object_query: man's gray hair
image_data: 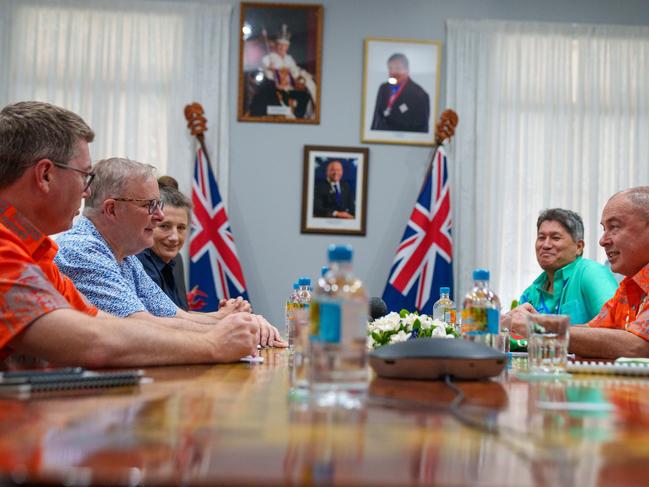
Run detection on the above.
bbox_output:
[0,101,94,189]
[84,158,157,211]
[620,186,649,220]
[537,208,584,242]
[388,53,409,70]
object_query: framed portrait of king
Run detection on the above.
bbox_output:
[301,145,369,236]
[361,38,441,146]
[238,3,323,124]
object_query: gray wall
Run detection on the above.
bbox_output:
[226,0,649,325]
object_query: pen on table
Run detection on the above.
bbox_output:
[0,367,85,379]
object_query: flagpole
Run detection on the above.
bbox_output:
[434,109,459,150]
[183,101,250,310]
[184,102,213,168]
[381,109,459,314]
[417,109,460,195]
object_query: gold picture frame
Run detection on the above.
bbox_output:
[238,2,323,124]
[361,37,442,146]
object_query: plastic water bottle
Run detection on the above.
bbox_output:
[285,282,299,347]
[297,277,312,306]
[291,278,312,389]
[432,287,457,331]
[461,269,503,350]
[309,244,369,404]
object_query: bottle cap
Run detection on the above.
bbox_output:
[328,244,353,262]
[440,286,450,295]
[298,277,311,286]
[473,269,490,280]
[321,265,329,276]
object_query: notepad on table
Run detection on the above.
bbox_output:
[567,358,649,376]
[0,368,147,397]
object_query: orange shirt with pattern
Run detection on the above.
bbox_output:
[588,263,649,342]
[0,198,98,356]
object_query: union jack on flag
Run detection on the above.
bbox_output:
[382,146,453,314]
[189,147,248,311]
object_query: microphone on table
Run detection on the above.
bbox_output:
[369,297,388,322]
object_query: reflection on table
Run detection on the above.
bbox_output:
[1,350,649,485]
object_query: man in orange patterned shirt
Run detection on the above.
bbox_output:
[569,187,649,358]
[508,187,649,358]
[0,101,258,367]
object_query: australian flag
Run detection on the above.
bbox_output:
[382,146,453,314]
[189,147,248,311]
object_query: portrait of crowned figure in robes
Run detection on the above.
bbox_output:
[239,4,323,124]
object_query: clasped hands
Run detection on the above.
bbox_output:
[501,302,537,338]
[217,297,287,349]
[332,210,354,219]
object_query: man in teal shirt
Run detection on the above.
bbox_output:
[519,208,618,324]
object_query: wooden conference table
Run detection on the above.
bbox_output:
[1,349,649,486]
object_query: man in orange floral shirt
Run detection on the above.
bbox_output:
[569,187,649,358]
[0,101,259,367]
[509,187,649,358]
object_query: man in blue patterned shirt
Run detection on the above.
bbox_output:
[55,158,286,348]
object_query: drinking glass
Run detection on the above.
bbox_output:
[527,314,570,374]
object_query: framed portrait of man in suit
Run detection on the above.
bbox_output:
[301,145,369,235]
[361,38,441,146]
[238,3,323,124]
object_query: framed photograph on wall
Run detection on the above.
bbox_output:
[238,2,323,124]
[301,145,369,235]
[361,37,441,146]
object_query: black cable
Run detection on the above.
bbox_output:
[444,374,499,435]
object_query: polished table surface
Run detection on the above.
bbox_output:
[1,350,649,486]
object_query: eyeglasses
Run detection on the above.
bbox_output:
[113,198,165,215]
[52,162,95,191]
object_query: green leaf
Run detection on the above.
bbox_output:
[446,325,459,337]
[399,309,409,318]
[372,329,402,346]
[413,318,421,331]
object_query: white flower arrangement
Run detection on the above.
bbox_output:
[367,309,459,350]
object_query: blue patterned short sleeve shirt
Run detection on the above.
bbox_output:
[54,217,178,318]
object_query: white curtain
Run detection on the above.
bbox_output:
[0,0,231,200]
[446,19,649,307]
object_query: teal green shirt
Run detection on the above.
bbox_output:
[519,257,618,325]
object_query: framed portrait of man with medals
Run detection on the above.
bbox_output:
[238,3,323,124]
[361,38,442,145]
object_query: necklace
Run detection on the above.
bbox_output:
[539,277,569,314]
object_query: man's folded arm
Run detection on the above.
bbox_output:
[127,310,215,332]
[569,326,649,358]
[8,308,258,367]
